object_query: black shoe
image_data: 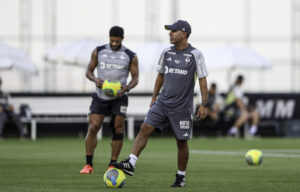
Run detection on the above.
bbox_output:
[111,158,135,176]
[171,174,185,187]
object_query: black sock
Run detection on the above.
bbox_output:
[86,155,93,167]
[109,159,116,166]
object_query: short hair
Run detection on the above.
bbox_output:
[235,74,244,84]
[237,75,244,81]
[211,83,217,89]
[109,26,124,38]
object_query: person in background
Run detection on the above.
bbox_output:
[206,83,221,121]
[0,77,24,139]
[225,75,259,137]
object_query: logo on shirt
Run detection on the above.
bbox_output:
[180,121,190,129]
[166,57,172,61]
[99,61,126,70]
[167,51,176,55]
[185,57,191,64]
[174,60,181,64]
[120,55,126,60]
[164,66,188,75]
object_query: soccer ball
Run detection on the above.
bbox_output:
[103,168,126,188]
[102,80,121,97]
[245,149,263,166]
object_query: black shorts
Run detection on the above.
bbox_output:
[89,93,128,117]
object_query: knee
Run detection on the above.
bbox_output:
[139,124,154,137]
[112,124,124,141]
[114,123,124,134]
[88,122,101,136]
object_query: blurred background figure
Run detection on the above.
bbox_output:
[224,75,259,137]
[0,77,25,139]
[194,83,222,136]
[206,83,221,121]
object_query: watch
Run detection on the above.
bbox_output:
[200,103,208,107]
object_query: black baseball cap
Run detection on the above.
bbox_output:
[164,20,191,34]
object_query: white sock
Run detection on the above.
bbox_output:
[129,154,138,167]
[249,125,257,135]
[178,170,185,176]
[229,127,238,134]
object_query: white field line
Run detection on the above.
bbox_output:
[190,150,300,158]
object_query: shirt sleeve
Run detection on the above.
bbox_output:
[156,50,166,74]
[233,86,243,99]
[192,49,208,78]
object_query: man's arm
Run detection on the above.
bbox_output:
[150,73,164,107]
[86,48,103,87]
[197,77,208,120]
[118,56,139,96]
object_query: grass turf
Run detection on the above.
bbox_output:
[0,137,300,192]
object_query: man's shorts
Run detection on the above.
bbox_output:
[144,102,192,140]
[89,93,128,117]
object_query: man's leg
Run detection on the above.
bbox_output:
[11,113,25,138]
[176,139,189,172]
[112,123,155,176]
[249,109,260,135]
[110,115,125,165]
[171,139,188,187]
[228,111,249,136]
[80,113,105,174]
[0,112,7,137]
[131,123,155,157]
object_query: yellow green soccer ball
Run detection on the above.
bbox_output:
[245,149,263,166]
[102,80,121,97]
[103,168,126,188]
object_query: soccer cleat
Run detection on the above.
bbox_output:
[80,164,93,174]
[111,158,134,176]
[107,165,115,170]
[171,174,185,187]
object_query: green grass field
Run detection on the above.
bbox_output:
[1,137,300,192]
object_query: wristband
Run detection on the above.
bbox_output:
[125,85,131,92]
[200,103,208,107]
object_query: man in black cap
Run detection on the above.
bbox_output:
[112,20,209,187]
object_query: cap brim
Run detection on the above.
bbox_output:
[164,25,174,30]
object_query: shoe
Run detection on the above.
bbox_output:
[171,174,185,187]
[111,158,134,176]
[80,164,93,174]
[107,165,115,170]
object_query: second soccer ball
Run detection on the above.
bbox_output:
[245,149,263,166]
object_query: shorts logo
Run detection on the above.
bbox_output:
[120,106,127,113]
[180,121,190,129]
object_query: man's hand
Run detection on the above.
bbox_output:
[94,78,104,88]
[149,97,156,107]
[197,105,207,120]
[116,85,129,97]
